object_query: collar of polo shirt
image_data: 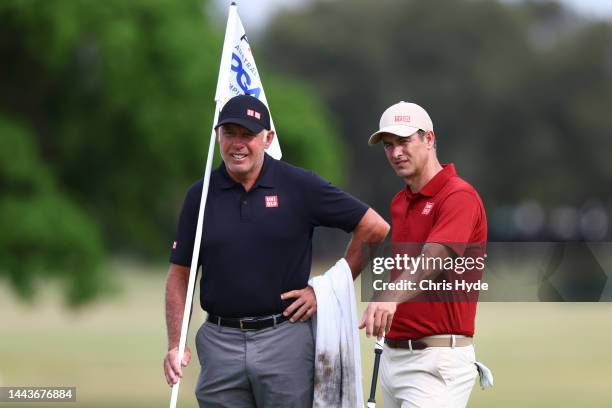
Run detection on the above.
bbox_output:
[218,153,276,190]
[405,164,456,199]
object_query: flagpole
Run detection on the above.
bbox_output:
[168,4,238,407]
[168,104,222,408]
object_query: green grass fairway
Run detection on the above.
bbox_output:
[1,261,611,407]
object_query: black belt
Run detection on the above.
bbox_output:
[207,313,289,331]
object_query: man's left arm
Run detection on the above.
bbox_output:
[281,208,390,322]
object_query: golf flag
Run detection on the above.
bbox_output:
[215,2,282,159]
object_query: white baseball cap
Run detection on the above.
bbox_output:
[368,101,434,146]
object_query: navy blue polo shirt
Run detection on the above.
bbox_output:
[170,153,368,318]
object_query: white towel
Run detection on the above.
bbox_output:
[310,258,364,408]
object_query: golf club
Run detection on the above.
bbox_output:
[367,336,384,407]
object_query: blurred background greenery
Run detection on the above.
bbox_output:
[1,0,611,406]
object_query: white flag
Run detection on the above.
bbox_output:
[215,4,282,159]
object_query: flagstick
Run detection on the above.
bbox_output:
[168,105,220,408]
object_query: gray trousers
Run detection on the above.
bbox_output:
[194,319,314,408]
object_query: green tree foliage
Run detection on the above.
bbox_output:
[0,117,107,305]
[0,0,344,304]
[265,76,345,184]
[262,0,612,217]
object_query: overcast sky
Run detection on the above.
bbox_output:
[213,0,612,31]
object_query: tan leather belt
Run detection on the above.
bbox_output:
[385,335,473,350]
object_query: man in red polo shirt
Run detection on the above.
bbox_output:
[360,101,488,407]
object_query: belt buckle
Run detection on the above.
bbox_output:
[239,317,256,331]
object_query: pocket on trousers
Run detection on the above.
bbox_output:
[436,347,477,386]
[195,323,209,366]
[434,349,453,386]
[462,346,476,365]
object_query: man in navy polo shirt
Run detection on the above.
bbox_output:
[163,95,389,407]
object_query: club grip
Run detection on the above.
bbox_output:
[367,348,383,403]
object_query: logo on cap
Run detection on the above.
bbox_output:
[394,115,411,123]
[265,195,278,208]
[247,109,261,119]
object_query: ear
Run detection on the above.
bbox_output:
[264,130,276,148]
[426,131,436,149]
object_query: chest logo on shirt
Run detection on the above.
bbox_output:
[421,201,435,215]
[172,241,177,250]
[265,195,278,208]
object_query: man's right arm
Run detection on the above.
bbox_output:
[163,263,192,386]
[359,242,453,339]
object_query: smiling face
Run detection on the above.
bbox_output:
[381,131,432,183]
[218,123,274,186]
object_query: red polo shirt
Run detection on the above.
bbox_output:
[386,163,487,339]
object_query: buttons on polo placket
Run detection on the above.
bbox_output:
[240,195,251,221]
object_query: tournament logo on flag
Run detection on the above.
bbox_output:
[215,6,282,159]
